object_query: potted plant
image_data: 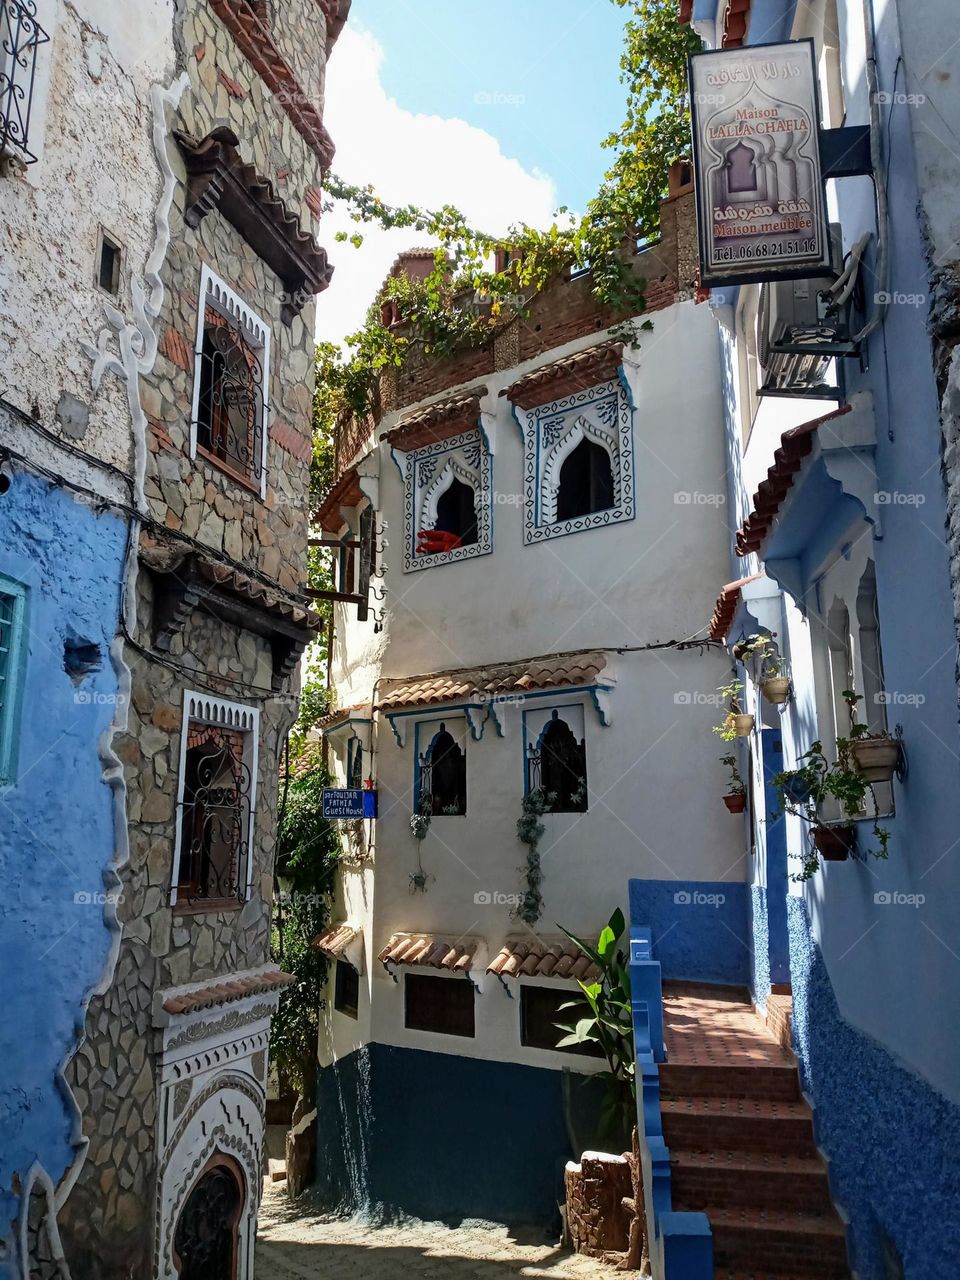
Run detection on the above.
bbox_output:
[712,678,754,740]
[720,753,747,813]
[745,633,792,705]
[771,734,891,881]
[843,691,901,783]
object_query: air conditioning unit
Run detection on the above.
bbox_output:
[758,226,858,398]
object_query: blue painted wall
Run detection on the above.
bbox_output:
[788,897,960,1280]
[628,878,750,986]
[314,1042,604,1226]
[0,469,126,1270]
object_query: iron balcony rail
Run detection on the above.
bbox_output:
[1,0,50,165]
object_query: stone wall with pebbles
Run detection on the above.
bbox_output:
[57,0,331,1273]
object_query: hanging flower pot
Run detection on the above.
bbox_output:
[781,771,813,805]
[850,735,900,784]
[812,823,856,861]
[723,792,747,814]
[733,713,755,737]
[760,675,792,705]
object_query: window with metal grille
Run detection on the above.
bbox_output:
[418,721,466,816]
[173,692,259,907]
[520,984,603,1055]
[190,266,271,495]
[0,1,50,166]
[0,577,28,786]
[526,710,587,813]
[404,973,475,1037]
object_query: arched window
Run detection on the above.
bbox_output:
[826,599,854,740]
[420,723,466,815]
[556,438,614,522]
[538,712,587,812]
[348,739,363,789]
[173,1158,245,1280]
[435,477,478,546]
[856,563,886,735]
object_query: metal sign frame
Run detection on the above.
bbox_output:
[689,38,833,288]
[322,788,378,820]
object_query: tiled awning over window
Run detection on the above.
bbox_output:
[377,651,608,712]
[378,932,478,972]
[502,342,624,410]
[382,389,486,452]
[487,937,600,982]
[161,967,293,1016]
[313,923,361,958]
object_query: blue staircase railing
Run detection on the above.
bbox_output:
[630,926,714,1279]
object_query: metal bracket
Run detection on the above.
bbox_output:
[819,126,873,179]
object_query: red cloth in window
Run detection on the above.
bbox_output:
[416,529,463,555]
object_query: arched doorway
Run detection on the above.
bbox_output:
[173,1155,245,1280]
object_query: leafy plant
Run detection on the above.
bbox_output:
[409,806,432,841]
[771,727,891,880]
[743,632,787,680]
[516,788,549,924]
[555,909,636,1143]
[270,756,342,1099]
[712,677,747,741]
[843,689,892,744]
[720,753,746,796]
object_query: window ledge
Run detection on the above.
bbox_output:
[172,897,245,916]
[195,443,262,496]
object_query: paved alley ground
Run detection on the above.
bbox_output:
[255,1181,618,1280]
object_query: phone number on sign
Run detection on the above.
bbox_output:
[713,238,820,262]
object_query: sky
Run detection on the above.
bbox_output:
[318,0,629,346]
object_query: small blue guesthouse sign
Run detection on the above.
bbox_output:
[322,788,378,820]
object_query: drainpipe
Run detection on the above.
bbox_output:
[850,0,891,344]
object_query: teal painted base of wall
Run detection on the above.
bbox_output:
[314,1043,605,1226]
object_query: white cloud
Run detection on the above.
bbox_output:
[317,25,559,347]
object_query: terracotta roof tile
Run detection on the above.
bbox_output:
[708,573,764,642]
[162,967,293,1015]
[194,559,324,633]
[487,937,601,982]
[382,389,485,451]
[377,651,608,712]
[378,932,477,972]
[735,406,852,557]
[314,703,371,732]
[313,922,361,957]
[313,465,364,532]
[722,0,752,47]
[678,0,694,23]
[502,342,624,410]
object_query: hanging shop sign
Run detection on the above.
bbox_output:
[322,788,378,820]
[689,39,832,287]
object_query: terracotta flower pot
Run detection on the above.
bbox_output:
[723,793,747,813]
[761,676,791,705]
[812,824,856,861]
[851,736,900,783]
[733,713,755,737]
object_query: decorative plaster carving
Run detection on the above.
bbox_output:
[399,428,493,572]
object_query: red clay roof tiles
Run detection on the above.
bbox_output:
[708,573,764,642]
[382,389,486,451]
[502,342,624,410]
[162,968,293,1015]
[378,933,477,972]
[313,923,361,958]
[735,406,852,557]
[377,652,608,712]
[487,937,601,982]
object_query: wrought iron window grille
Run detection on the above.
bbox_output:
[195,308,266,487]
[1,0,50,166]
[177,723,253,905]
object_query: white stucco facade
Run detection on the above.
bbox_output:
[319,296,747,1076]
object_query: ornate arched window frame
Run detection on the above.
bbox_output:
[510,374,635,545]
[395,428,493,572]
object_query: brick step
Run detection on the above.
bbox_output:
[660,1062,800,1102]
[661,1097,817,1156]
[671,1148,834,1214]
[709,1206,849,1276]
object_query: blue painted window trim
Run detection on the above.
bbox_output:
[396,427,494,573]
[413,715,468,817]
[0,573,29,787]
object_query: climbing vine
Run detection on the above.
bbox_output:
[316,0,700,426]
[516,788,549,924]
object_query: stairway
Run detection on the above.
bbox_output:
[658,982,850,1280]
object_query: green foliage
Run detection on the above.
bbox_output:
[712,677,746,740]
[720,752,746,796]
[771,721,891,881]
[317,0,697,422]
[270,755,342,1094]
[516,788,549,924]
[555,909,636,1143]
[741,632,787,679]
